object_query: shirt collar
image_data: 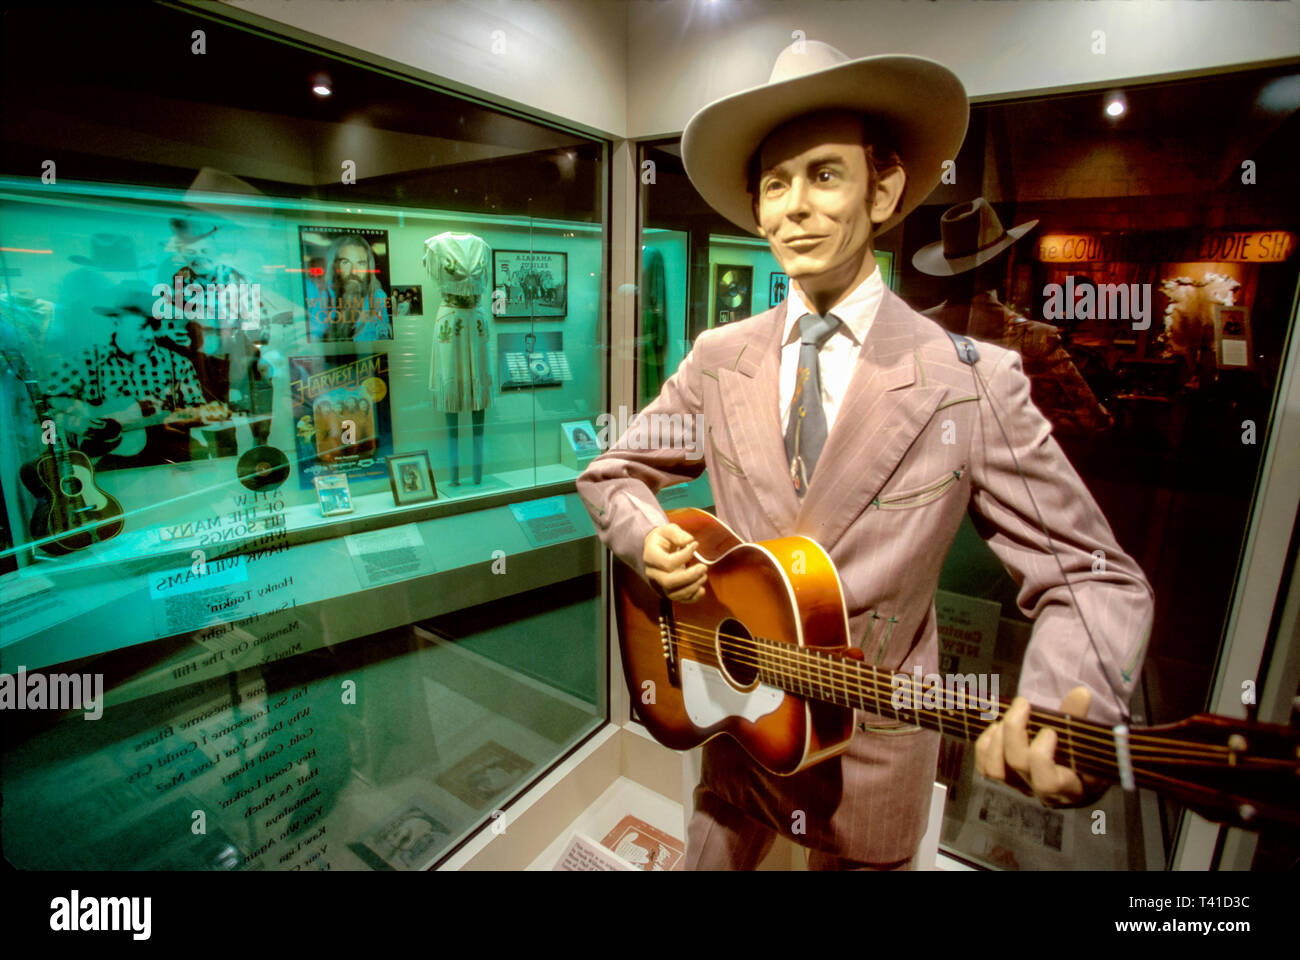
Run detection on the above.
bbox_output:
[782,264,884,347]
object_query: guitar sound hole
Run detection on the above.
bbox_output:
[60,477,83,497]
[716,617,758,689]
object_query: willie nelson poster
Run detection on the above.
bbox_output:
[299,226,393,342]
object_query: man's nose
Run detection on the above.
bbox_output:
[785,177,811,218]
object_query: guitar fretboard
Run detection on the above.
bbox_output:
[748,635,1125,781]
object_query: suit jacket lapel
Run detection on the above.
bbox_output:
[716,297,801,534]
[796,287,950,551]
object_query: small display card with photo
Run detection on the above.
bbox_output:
[559,419,601,470]
[314,473,354,517]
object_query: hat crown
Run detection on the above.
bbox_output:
[769,41,852,84]
[940,198,1009,259]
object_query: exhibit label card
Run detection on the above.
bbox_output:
[553,832,637,871]
[344,524,436,588]
[509,496,578,547]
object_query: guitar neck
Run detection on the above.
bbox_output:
[753,637,1126,783]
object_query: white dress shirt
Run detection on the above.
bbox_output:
[779,265,884,436]
[623,264,885,533]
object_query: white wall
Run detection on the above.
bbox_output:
[221,0,1297,141]
[626,0,1300,137]
[221,0,630,137]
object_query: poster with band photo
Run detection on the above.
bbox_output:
[299,226,393,342]
[492,250,567,319]
[289,353,393,490]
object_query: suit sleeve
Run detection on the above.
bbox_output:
[576,333,711,583]
[968,349,1154,726]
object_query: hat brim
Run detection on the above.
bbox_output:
[682,54,968,237]
[69,256,156,271]
[911,219,1039,276]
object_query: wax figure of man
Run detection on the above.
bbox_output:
[577,42,1154,870]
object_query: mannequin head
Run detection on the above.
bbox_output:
[749,111,905,314]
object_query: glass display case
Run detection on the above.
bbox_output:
[0,2,610,870]
[636,64,1300,870]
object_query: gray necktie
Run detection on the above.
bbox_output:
[784,312,841,497]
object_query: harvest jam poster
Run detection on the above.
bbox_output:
[289,354,392,490]
[299,226,393,342]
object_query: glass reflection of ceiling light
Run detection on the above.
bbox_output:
[1105,93,1126,118]
[1257,74,1300,113]
[312,73,332,97]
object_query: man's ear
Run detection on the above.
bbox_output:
[752,199,766,237]
[870,166,907,226]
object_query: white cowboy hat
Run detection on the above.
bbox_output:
[911,197,1038,275]
[682,41,968,237]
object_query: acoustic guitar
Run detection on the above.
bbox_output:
[18,401,125,556]
[614,507,1300,830]
[0,348,126,555]
[71,396,238,459]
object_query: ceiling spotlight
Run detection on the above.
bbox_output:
[1104,92,1126,118]
[312,72,332,98]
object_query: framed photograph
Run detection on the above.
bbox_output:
[498,331,571,390]
[711,263,752,327]
[313,473,354,517]
[435,740,533,810]
[492,250,568,319]
[560,419,601,470]
[561,420,600,455]
[387,450,437,505]
[348,798,452,871]
[1214,304,1254,370]
[768,271,789,307]
[391,284,423,317]
[298,225,393,342]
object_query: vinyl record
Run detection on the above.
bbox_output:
[718,270,748,308]
[528,356,552,379]
[237,445,290,490]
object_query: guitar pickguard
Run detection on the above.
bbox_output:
[680,659,784,728]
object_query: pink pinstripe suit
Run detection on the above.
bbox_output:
[577,287,1154,865]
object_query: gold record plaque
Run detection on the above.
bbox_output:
[712,263,753,326]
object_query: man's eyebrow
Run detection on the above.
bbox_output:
[760,151,853,178]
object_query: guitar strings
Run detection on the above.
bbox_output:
[661,620,1241,764]
[661,625,1253,772]
[662,621,1297,778]
[666,623,1272,769]
[665,620,1222,761]
[662,627,1133,768]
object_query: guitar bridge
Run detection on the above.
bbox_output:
[658,602,680,687]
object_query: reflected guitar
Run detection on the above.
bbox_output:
[72,396,237,459]
[19,405,125,556]
[614,507,1300,830]
[0,348,126,555]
